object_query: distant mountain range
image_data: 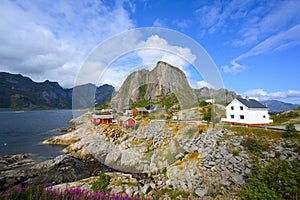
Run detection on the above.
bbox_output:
[260,100,299,113]
[3,66,297,112]
[0,72,115,109]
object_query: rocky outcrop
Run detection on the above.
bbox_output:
[40,115,300,199]
[166,129,250,197]
[0,155,95,191]
[111,61,198,109]
[0,154,35,172]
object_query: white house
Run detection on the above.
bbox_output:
[222,97,273,126]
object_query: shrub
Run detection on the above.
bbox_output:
[232,149,240,157]
[239,159,300,200]
[283,123,297,138]
[91,172,111,193]
[241,136,268,156]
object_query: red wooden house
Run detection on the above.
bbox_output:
[133,107,149,115]
[118,116,136,127]
[92,114,113,125]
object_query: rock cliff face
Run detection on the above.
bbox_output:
[195,87,239,104]
[111,61,198,109]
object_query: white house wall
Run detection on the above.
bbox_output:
[223,99,272,125]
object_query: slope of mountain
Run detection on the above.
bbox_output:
[195,87,239,104]
[111,61,198,109]
[0,72,115,109]
[260,100,299,113]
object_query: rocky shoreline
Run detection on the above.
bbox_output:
[1,114,299,199]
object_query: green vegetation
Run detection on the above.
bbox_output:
[129,99,152,109]
[95,102,110,110]
[239,159,300,200]
[225,126,285,140]
[232,149,240,157]
[241,136,270,156]
[91,173,111,193]
[282,123,297,138]
[0,184,143,200]
[152,188,196,199]
[202,105,212,122]
[271,111,299,125]
[160,93,179,111]
[199,100,208,107]
[161,167,167,176]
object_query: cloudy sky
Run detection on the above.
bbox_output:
[1,0,300,103]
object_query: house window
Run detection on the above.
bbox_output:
[240,115,244,120]
[230,115,234,119]
[231,106,234,110]
[240,106,243,110]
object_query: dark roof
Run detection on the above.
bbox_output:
[236,98,267,108]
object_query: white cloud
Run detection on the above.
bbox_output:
[190,80,215,89]
[0,0,135,88]
[136,35,196,70]
[223,23,300,74]
[84,34,197,90]
[221,60,246,74]
[222,0,300,74]
[243,89,300,103]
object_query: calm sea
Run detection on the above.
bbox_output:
[0,110,84,162]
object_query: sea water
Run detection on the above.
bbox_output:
[0,110,82,162]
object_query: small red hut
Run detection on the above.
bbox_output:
[92,114,113,125]
[118,116,136,127]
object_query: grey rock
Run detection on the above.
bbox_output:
[195,187,208,197]
[141,184,152,194]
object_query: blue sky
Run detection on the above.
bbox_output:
[0,0,299,103]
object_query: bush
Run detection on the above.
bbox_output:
[91,172,111,193]
[283,123,297,138]
[239,159,300,200]
[232,149,240,157]
[241,136,268,156]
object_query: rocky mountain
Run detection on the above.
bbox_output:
[260,100,299,113]
[195,87,240,104]
[0,72,115,109]
[111,61,198,109]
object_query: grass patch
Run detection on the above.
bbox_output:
[232,149,240,157]
[241,136,270,156]
[225,126,283,140]
[91,172,111,193]
[152,188,196,199]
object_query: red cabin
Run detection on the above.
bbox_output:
[92,114,113,125]
[118,116,136,127]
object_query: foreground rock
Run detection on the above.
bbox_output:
[0,153,35,172]
[42,118,300,199]
[0,155,101,191]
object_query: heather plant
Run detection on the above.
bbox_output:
[0,185,146,200]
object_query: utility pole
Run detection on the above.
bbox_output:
[212,98,215,129]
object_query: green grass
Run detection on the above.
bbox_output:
[238,159,300,200]
[271,111,300,125]
[91,172,111,193]
[152,188,196,199]
[224,126,284,140]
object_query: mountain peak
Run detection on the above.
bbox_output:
[111,61,197,109]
